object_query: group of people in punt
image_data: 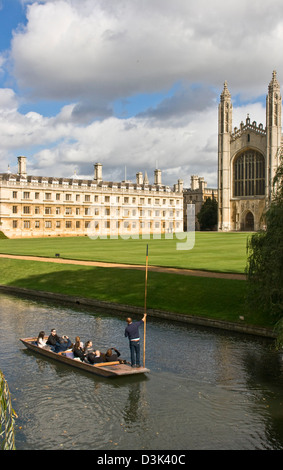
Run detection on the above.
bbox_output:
[72,336,121,364]
[36,329,122,365]
[36,313,147,368]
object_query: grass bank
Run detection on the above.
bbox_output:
[0,232,249,273]
[0,258,273,329]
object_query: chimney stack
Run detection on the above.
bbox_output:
[154,169,162,185]
[136,172,143,185]
[94,163,102,182]
[190,175,199,190]
[18,156,27,177]
[178,179,184,193]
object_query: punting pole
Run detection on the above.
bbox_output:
[143,244,148,368]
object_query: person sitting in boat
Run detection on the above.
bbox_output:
[73,336,85,361]
[46,328,72,353]
[105,348,121,362]
[83,340,94,361]
[37,331,47,348]
[84,340,94,355]
[87,350,105,364]
[83,341,96,363]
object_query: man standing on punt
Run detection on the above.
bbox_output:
[125,314,147,367]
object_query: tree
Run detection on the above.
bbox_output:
[246,155,283,345]
[0,370,17,450]
[197,197,218,231]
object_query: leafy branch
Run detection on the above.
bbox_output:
[0,370,17,450]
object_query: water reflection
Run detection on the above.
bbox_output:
[1,292,283,450]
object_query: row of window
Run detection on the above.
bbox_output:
[13,220,181,230]
[12,206,180,217]
[12,191,180,206]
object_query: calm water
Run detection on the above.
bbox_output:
[1,292,283,451]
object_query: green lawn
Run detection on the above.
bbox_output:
[0,232,249,273]
[0,258,273,328]
[1,233,272,329]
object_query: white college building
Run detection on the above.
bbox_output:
[0,156,184,238]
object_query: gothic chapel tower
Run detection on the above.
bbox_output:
[218,81,233,231]
[218,71,282,231]
[266,70,282,201]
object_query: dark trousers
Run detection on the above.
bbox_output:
[129,340,140,366]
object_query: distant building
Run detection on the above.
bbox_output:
[183,176,217,230]
[218,71,282,231]
[0,157,183,238]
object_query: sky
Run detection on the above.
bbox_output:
[0,0,282,188]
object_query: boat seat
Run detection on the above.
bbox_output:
[61,351,75,358]
[94,361,120,367]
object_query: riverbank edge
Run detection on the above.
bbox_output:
[0,284,276,339]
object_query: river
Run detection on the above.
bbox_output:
[1,292,283,451]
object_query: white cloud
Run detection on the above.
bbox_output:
[0,88,18,111]
[29,105,219,187]
[11,0,283,102]
[0,84,268,189]
[1,0,281,188]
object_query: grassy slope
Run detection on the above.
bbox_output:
[0,232,249,273]
[0,258,273,328]
[0,233,272,328]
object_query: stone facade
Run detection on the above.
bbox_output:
[218,71,282,231]
[183,176,217,230]
[0,157,184,238]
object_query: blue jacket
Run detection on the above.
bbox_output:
[125,320,143,341]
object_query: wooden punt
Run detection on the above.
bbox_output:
[20,337,150,378]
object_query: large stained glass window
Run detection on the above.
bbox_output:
[233,150,265,197]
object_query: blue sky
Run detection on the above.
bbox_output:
[0,0,282,186]
[0,0,25,50]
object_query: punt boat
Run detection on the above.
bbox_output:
[20,337,150,378]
